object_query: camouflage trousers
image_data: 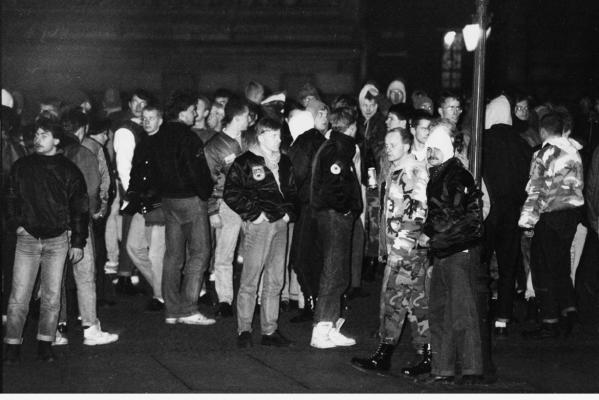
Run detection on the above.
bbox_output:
[379,254,432,350]
[365,189,380,258]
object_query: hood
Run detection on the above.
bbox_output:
[386,80,406,104]
[425,127,454,164]
[485,95,512,129]
[2,89,14,109]
[288,110,315,141]
[545,136,581,155]
[358,83,380,107]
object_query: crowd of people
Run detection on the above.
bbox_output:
[1,78,598,385]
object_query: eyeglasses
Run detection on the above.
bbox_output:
[515,105,529,112]
[443,105,462,113]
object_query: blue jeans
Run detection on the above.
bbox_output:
[313,210,354,323]
[430,249,483,376]
[237,218,288,335]
[162,197,211,319]
[58,225,98,327]
[4,230,69,344]
[213,200,242,305]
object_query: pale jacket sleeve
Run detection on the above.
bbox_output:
[113,128,135,192]
[519,149,545,229]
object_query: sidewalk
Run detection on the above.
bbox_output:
[3,278,599,393]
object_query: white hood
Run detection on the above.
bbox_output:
[289,110,315,142]
[485,95,512,129]
[425,127,454,164]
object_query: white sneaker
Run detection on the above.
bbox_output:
[177,312,216,326]
[104,261,118,274]
[310,322,336,349]
[328,318,356,347]
[83,322,119,346]
[52,324,69,346]
[165,317,178,325]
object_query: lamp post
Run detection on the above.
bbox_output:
[464,0,490,186]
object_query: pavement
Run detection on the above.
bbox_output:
[3,276,599,394]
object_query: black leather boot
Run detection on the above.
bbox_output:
[401,344,432,376]
[4,344,21,364]
[290,296,314,323]
[351,342,394,372]
[37,340,56,362]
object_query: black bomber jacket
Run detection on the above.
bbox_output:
[223,149,297,222]
[6,153,89,248]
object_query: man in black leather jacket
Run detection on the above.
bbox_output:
[224,117,297,348]
[422,119,485,384]
[4,116,88,363]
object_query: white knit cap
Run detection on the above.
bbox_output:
[288,110,315,141]
[425,126,455,163]
[2,89,14,109]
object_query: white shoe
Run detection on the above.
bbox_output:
[165,317,177,324]
[328,318,356,346]
[177,312,216,326]
[104,261,118,274]
[52,324,69,346]
[83,322,119,346]
[310,322,336,349]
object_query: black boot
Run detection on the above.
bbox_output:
[4,344,21,364]
[37,340,56,362]
[401,344,432,376]
[522,322,560,340]
[290,296,314,323]
[351,342,394,373]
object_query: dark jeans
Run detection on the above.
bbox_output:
[576,228,599,328]
[350,218,365,289]
[2,227,16,315]
[313,210,354,323]
[162,197,211,319]
[291,206,323,298]
[530,209,579,322]
[117,213,134,277]
[430,249,483,377]
[483,209,521,321]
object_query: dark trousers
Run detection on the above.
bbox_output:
[162,197,211,319]
[576,227,599,328]
[313,210,354,323]
[291,206,323,298]
[430,249,483,377]
[350,218,365,289]
[530,209,579,321]
[483,209,521,321]
[117,213,135,277]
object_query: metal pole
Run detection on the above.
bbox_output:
[470,0,489,186]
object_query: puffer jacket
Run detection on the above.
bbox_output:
[424,157,483,258]
[224,149,297,222]
[204,132,243,216]
[7,153,89,248]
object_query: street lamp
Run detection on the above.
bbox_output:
[465,0,490,186]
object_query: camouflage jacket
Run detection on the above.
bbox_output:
[379,154,428,266]
[518,136,584,229]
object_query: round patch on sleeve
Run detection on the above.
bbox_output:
[330,163,341,175]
